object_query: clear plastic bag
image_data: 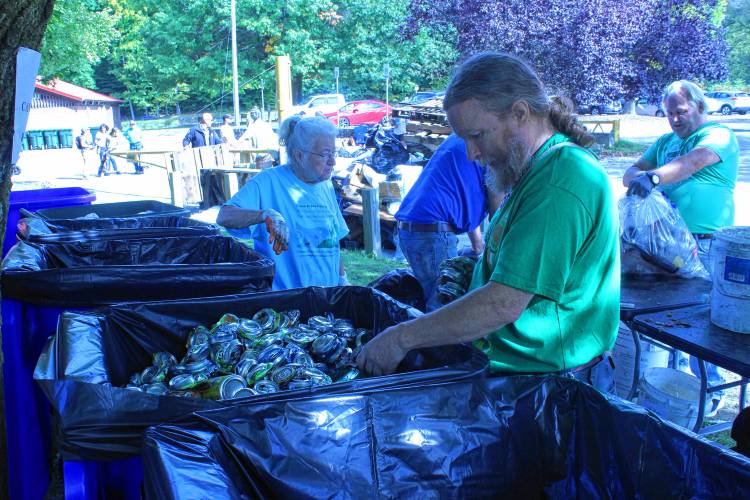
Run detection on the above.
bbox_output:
[619,191,708,279]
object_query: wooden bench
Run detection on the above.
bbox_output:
[578,119,621,146]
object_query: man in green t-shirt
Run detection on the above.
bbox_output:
[622,80,739,416]
[623,80,739,236]
[357,52,620,387]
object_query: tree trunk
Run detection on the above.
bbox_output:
[0,1,56,497]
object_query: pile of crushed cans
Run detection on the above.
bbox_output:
[123,309,372,400]
[437,256,478,305]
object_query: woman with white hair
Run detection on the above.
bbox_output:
[217,115,349,290]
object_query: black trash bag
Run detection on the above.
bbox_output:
[365,125,409,174]
[619,191,707,278]
[17,215,220,244]
[142,376,750,499]
[2,236,274,306]
[367,268,426,312]
[34,286,487,460]
[34,199,190,220]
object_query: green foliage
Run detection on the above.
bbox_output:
[38,0,457,112]
[39,0,119,87]
[726,0,750,85]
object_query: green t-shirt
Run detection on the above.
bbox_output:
[470,134,620,373]
[643,122,739,234]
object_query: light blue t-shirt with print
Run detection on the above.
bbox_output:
[225,164,348,290]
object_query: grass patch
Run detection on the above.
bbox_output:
[342,249,406,286]
[600,140,648,157]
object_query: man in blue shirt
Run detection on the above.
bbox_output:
[395,134,493,311]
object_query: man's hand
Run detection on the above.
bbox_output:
[262,209,289,255]
[356,325,409,376]
[627,172,655,198]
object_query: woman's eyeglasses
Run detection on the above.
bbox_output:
[302,150,336,161]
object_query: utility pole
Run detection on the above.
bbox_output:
[230,0,240,124]
[384,64,390,124]
[335,66,340,125]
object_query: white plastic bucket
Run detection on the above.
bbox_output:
[710,226,750,333]
[639,367,701,429]
[612,325,669,398]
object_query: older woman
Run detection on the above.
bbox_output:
[217,115,349,290]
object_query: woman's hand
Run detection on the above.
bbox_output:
[262,209,289,254]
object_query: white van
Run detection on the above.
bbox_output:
[290,94,346,116]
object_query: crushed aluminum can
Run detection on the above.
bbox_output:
[246,362,274,384]
[287,379,313,391]
[153,352,178,370]
[308,315,333,332]
[210,323,238,344]
[143,382,170,396]
[231,387,256,399]
[253,379,279,394]
[200,374,247,400]
[185,342,210,362]
[334,366,360,383]
[253,308,280,334]
[168,372,209,391]
[187,326,210,347]
[270,364,299,386]
[235,357,258,380]
[237,319,263,339]
[124,384,143,392]
[311,333,338,359]
[211,339,242,368]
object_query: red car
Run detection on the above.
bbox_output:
[325,100,392,127]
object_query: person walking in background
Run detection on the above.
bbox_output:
[124,120,144,174]
[95,123,111,177]
[219,114,238,146]
[105,127,125,175]
[622,79,739,416]
[75,128,94,178]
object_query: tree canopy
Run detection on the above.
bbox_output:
[407,0,730,103]
[38,0,739,114]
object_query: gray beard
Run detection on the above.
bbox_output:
[484,136,530,196]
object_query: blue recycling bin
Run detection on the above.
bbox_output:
[5,187,96,257]
[1,236,274,500]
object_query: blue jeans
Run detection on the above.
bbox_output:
[568,354,615,393]
[398,229,458,312]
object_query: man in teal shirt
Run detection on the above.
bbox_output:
[623,80,739,415]
[623,80,739,235]
[357,52,619,388]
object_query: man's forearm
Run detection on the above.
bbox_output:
[467,226,484,253]
[216,205,265,228]
[397,281,532,351]
[652,147,720,185]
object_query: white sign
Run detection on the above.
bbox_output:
[383,64,390,80]
[12,47,41,166]
[334,67,339,79]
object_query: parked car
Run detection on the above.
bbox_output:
[401,90,445,105]
[704,91,750,115]
[324,100,392,127]
[576,100,623,115]
[635,98,666,117]
[290,93,346,116]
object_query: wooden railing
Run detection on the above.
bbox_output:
[110,144,275,206]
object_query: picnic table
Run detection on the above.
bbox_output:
[619,275,711,403]
[634,305,749,434]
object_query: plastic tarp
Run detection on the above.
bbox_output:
[2,236,274,306]
[367,268,426,312]
[34,286,488,460]
[142,375,750,499]
[17,215,221,243]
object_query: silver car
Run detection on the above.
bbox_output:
[635,98,665,117]
[704,91,750,115]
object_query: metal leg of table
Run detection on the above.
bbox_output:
[627,323,642,401]
[741,378,747,410]
[694,359,708,434]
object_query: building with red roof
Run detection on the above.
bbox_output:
[23,78,123,150]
